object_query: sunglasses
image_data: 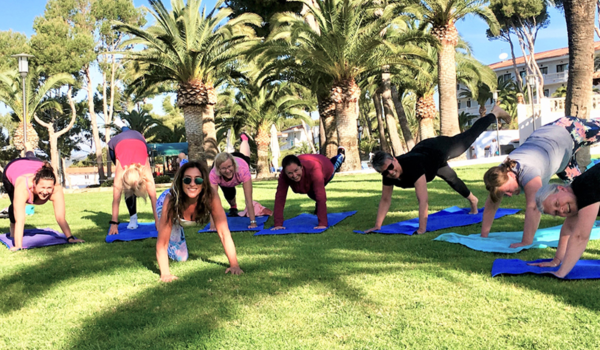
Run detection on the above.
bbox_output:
[183,177,204,185]
[381,162,394,177]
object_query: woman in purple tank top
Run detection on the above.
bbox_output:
[2,157,84,251]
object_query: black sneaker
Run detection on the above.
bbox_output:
[229,208,239,217]
[337,146,346,156]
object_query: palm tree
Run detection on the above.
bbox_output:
[222,80,311,178]
[0,68,74,153]
[113,0,261,164]
[113,109,167,142]
[410,0,498,137]
[258,0,427,171]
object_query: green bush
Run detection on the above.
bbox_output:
[154,175,172,184]
[100,179,113,187]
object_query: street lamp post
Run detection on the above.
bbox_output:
[493,90,500,156]
[11,53,34,153]
[526,75,537,131]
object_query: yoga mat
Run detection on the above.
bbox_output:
[198,215,269,233]
[491,259,600,280]
[0,228,76,250]
[254,211,357,236]
[105,222,158,243]
[434,221,600,253]
[354,206,520,235]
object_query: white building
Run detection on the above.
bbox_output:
[279,124,319,151]
[65,167,112,189]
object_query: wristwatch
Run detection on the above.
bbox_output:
[250,220,257,224]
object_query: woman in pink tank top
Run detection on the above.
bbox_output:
[2,158,84,251]
[107,129,158,235]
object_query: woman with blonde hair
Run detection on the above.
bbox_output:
[208,134,259,229]
[156,161,243,282]
[108,129,158,235]
[2,156,84,250]
[482,109,600,248]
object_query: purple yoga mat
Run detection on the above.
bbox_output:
[0,228,76,250]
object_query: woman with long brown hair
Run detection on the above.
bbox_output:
[2,156,84,250]
[155,161,243,282]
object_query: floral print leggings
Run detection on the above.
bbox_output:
[550,116,600,182]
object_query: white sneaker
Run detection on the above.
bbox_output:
[127,214,139,230]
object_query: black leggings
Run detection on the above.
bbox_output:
[219,153,251,202]
[416,113,497,198]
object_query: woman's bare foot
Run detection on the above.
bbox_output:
[467,193,479,214]
[491,104,512,124]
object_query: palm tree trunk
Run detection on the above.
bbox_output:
[335,100,361,171]
[391,85,415,151]
[381,75,404,156]
[256,127,270,178]
[564,0,595,170]
[437,35,460,137]
[85,67,105,181]
[181,105,205,162]
[373,93,391,153]
[319,116,326,155]
[202,104,217,166]
[417,94,436,141]
[318,95,338,158]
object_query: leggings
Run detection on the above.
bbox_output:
[414,113,497,198]
[550,116,600,182]
[110,145,137,216]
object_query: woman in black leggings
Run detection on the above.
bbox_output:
[364,105,511,234]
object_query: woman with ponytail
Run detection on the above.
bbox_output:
[482,110,600,248]
[155,161,243,282]
[108,129,158,235]
[2,156,83,251]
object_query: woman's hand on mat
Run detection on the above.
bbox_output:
[68,238,85,243]
[528,258,561,268]
[208,225,216,231]
[9,246,23,252]
[364,227,380,233]
[160,274,178,283]
[225,266,244,275]
[414,229,426,235]
[272,226,286,230]
[509,241,530,248]
[108,225,119,235]
[248,223,257,229]
[314,226,327,229]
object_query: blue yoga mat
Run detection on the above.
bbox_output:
[254,211,357,236]
[491,259,600,280]
[434,221,600,253]
[105,222,158,243]
[198,215,270,233]
[354,206,520,235]
[0,228,77,250]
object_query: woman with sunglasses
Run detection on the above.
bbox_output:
[155,161,243,283]
[365,105,511,234]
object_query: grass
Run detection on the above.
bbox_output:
[1,164,600,349]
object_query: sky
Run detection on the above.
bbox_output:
[0,0,571,154]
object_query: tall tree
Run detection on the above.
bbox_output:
[225,0,302,37]
[114,0,261,164]
[0,31,29,72]
[411,0,498,137]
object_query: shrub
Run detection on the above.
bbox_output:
[100,179,114,187]
[154,175,172,184]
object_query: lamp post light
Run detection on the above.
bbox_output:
[526,75,537,131]
[11,53,34,153]
[492,90,500,155]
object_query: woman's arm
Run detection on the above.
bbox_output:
[242,180,256,228]
[10,178,29,250]
[510,177,542,248]
[50,185,84,243]
[156,194,177,282]
[481,195,501,238]
[211,189,243,274]
[414,175,428,234]
[529,215,575,267]
[109,161,123,235]
[364,184,394,233]
[208,184,220,230]
[144,159,159,225]
[553,203,599,278]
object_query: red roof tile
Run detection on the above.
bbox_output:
[488,42,600,70]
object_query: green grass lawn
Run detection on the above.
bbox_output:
[2,165,600,349]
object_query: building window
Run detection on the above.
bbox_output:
[557,63,568,73]
[458,101,461,109]
[520,71,527,81]
[540,67,548,75]
[498,73,512,84]
[466,100,471,108]
[544,89,550,97]
[84,175,89,180]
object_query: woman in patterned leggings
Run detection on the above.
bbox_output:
[155,161,242,283]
